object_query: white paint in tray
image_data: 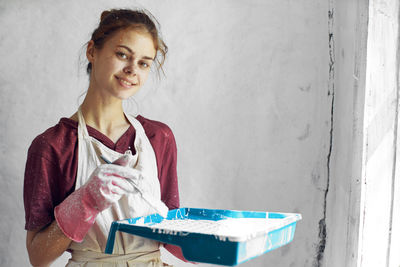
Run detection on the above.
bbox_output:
[146,218,284,242]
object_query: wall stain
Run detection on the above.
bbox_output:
[314,4,335,267]
[297,123,311,141]
[280,244,291,257]
[299,84,311,92]
[311,169,322,190]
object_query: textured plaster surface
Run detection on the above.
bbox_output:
[0,1,356,266]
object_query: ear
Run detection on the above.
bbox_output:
[86,40,95,63]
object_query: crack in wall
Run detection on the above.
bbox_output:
[314,4,335,267]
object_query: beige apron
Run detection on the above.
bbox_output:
[66,107,171,267]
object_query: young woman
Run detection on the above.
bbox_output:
[24,9,184,266]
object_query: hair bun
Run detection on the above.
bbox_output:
[100,10,111,22]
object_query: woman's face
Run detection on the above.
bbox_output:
[87,28,157,100]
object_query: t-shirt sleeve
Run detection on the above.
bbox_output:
[23,137,62,231]
[159,128,180,210]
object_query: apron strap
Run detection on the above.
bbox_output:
[77,105,100,165]
[77,106,90,138]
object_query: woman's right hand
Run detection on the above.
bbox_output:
[81,163,140,211]
[54,155,140,243]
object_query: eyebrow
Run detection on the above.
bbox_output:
[117,45,155,60]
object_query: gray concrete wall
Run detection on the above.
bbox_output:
[0,0,368,266]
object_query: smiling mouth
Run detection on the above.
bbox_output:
[116,76,136,86]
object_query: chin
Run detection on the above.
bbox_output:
[116,89,140,100]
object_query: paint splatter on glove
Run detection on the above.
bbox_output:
[54,154,139,242]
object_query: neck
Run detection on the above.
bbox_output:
[80,86,129,134]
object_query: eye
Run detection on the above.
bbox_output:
[139,61,150,69]
[116,51,128,59]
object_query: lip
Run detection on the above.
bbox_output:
[115,76,137,88]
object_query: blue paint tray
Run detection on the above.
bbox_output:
[105,208,301,266]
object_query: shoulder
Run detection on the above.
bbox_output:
[136,115,175,143]
[28,118,77,160]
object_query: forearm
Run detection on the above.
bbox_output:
[164,243,191,263]
[26,220,72,267]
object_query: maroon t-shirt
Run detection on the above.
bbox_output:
[24,116,179,231]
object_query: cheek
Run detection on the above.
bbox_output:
[138,69,151,82]
[99,56,121,72]
[95,59,116,77]
[108,60,123,73]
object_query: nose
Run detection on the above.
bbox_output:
[123,62,137,75]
